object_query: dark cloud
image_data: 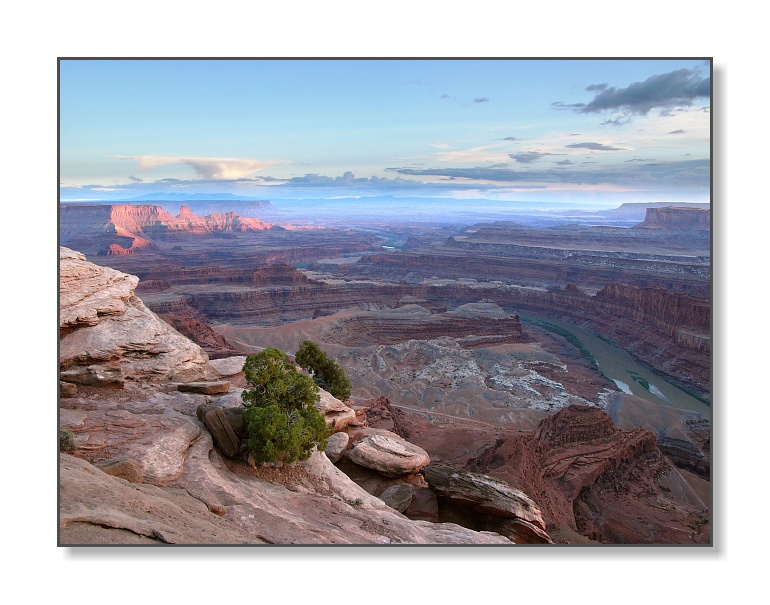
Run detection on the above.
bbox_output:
[128,175,143,183]
[393,159,708,189]
[440,94,451,99]
[577,68,710,115]
[668,129,686,134]
[600,114,633,127]
[489,163,510,168]
[509,151,565,164]
[474,97,489,103]
[586,83,608,92]
[556,159,574,166]
[501,136,519,141]
[566,142,625,152]
[552,101,586,111]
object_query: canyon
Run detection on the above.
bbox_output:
[59,201,712,544]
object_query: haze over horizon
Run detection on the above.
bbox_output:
[60,59,711,209]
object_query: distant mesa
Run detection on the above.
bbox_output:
[60,203,273,256]
[633,206,711,231]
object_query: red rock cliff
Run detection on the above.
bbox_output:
[634,206,711,231]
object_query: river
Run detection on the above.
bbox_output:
[519,314,710,417]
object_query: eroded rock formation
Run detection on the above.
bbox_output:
[423,464,552,544]
[465,404,710,544]
[634,206,711,231]
[59,247,217,384]
[58,249,513,545]
[59,204,272,256]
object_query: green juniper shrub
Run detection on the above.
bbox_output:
[241,348,329,465]
[295,340,352,402]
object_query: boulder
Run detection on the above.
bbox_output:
[379,484,415,513]
[348,432,430,478]
[404,487,439,522]
[209,356,247,377]
[316,390,356,430]
[325,431,349,463]
[423,464,552,544]
[196,403,247,458]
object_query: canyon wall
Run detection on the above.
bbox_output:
[60,204,272,256]
[634,206,711,231]
[162,279,708,394]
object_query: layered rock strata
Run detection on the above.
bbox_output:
[59,204,272,256]
[465,404,710,544]
[634,206,711,231]
[59,247,217,384]
[423,464,552,544]
[59,251,513,544]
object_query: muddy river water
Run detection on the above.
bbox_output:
[520,314,710,417]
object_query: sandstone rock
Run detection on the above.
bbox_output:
[205,408,242,458]
[423,464,548,532]
[60,381,78,398]
[60,367,124,388]
[59,247,139,328]
[605,394,710,478]
[59,204,272,258]
[404,487,440,522]
[177,381,231,395]
[60,390,511,545]
[316,389,356,430]
[209,356,247,377]
[94,457,144,483]
[325,431,349,463]
[60,454,254,545]
[634,206,710,231]
[196,402,247,458]
[60,406,202,486]
[465,404,710,544]
[379,484,415,513]
[348,432,430,477]
[60,247,217,383]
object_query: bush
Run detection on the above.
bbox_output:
[59,428,77,452]
[241,348,329,464]
[295,340,352,401]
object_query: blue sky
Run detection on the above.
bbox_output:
[59,58,710,207]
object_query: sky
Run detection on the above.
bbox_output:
[59,58,711,208]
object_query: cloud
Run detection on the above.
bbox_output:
[576,68,710,115]
[113,155,285,179]
[565,142,626,152]
[393,159,709,189]
[128,175,143,183]
[474,97,489,103]
[668,129,686,134]
[552,101,586,111]
[509,151,565,164]
[600,114,633,127]
[586,83,608,92]
[432,146,509,164]
[501,137,519,141]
